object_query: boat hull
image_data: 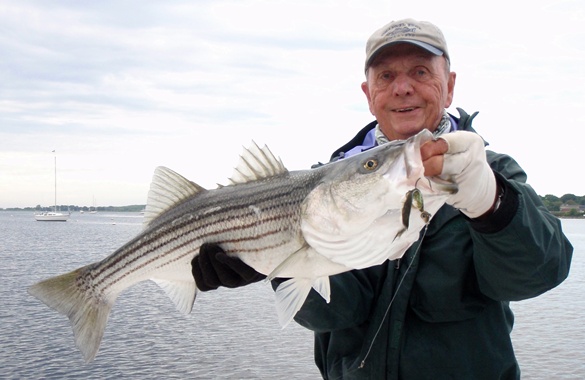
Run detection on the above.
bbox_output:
[34,212,70,222]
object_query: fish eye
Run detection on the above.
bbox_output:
[363,159,378,170]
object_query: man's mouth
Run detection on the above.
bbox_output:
[394,107,416,113]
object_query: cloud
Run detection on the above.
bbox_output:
[1,0,584,208]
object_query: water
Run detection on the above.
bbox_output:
[0,212,583,379]
[0,212,319,379]
[510,218,585,379]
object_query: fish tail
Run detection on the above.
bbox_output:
[28,265,112,363]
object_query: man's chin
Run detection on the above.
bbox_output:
[382,123,429,140]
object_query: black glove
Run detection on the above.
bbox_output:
[191,243,266,291]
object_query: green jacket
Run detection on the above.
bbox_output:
[293,109,573,379]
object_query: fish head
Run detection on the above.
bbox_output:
[301,129,456,269]
[302,129,434,236]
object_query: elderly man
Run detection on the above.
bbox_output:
[192,19,573,379]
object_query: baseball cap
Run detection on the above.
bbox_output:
[364,18,449,71]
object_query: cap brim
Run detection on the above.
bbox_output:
[366,40,444,70]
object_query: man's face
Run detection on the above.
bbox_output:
[361,43,456,141]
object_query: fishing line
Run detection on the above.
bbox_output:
[358,223,428,370]
[328,223,428,380]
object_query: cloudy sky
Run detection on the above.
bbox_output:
[1,0,584,209]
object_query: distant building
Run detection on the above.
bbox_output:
[559,203,584,214]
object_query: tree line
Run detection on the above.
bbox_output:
[540,193,585,217]
[2,194,584,217]
[2,205,146,212]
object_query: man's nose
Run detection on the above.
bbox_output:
[392,74,414,96]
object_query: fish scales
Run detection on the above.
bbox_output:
[90,170,322,298]
[28,131,458,362]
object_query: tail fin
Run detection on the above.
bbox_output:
[28,265,113,363]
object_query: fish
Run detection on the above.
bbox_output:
[28,129,457,363]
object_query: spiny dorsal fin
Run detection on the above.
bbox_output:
[227,142,287,185]
[143,166,206,227]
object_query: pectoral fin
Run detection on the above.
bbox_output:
[267,244,311,280]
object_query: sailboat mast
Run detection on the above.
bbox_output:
[35,150,69,221]
[54,153,57,212]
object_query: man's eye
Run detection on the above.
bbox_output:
[375,72,394,86]
[414,68,429,80]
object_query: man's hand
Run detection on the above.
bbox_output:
[421,131,497,219]
[421,138,449,177]
[192,243,266,291]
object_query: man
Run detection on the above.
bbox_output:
[192,19,573,379]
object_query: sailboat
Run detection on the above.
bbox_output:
[35,151,70,222]
[89,196,97,214]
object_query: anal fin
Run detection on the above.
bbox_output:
[151,278,197,315]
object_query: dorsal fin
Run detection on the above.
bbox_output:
[143,166,206,227]
[227,142,287,185]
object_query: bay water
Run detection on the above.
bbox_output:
[0,212,582,379]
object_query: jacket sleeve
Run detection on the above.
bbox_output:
[469,151,573,301]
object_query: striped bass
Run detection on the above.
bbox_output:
[28,129,456,362]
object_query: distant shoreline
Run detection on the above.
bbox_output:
[2,205,145,213]
[2,205,582,219]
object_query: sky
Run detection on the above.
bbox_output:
[1,0,584,209]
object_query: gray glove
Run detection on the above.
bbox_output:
[438,131,497,218]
